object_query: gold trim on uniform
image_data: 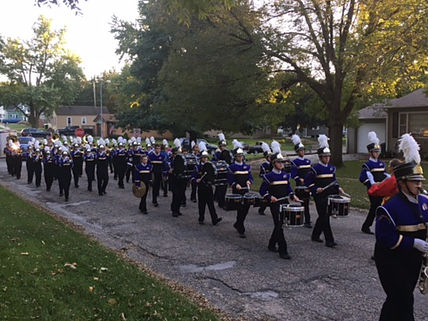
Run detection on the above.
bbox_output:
[151,160,163,164]
[298,165,311,169]
[396,223,427,232]
[234,171,249,174]
[371,168,385,172]
[316,174,334,178]
[139,170,151,174]
[270,180,289,185]
[391,234,403,249]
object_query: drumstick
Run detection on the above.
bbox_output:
[341,191,351,198]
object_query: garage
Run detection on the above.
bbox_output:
[357,121,386,153]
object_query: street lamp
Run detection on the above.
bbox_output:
[94,77,110,138]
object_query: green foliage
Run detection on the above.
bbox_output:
[0,16,84,127]
[0,186,218,320]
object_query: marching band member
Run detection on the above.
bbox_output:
[43,146,55,191]
[170,139,186,217]
[12,140,22,180]
[71,141,84,188]
[58,149,72,202]
[260,152,299,259]
[115,138,128,189]
[32,142,43,188]
[160,139,170,197]
[133,154,152,214]
[125,139,135,183]
[84,144,96,192]
[190,143,200,203]
[213,133,232,209]
[291,134,312,228]
[305,135,346,247]
[25,140,35,184]
[375,133,428,321]
[228,146,253,238]
[148,143,167,207]
[258,142,272,215]
[359,132,388,234]
[96,140,109,196]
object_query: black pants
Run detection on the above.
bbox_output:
[363,195,383,230]
[171,177,186,214]
[139,182,149,212]
[34,162,42,187]
[72,167,80,188]
[215,184,228,208]
[303,198,311,224]
[161,175,168,196]
[198,184,218,223]
[97,169,109,195]
[14,156,22,179]
[58,170,71,199]
[44,163,54,191]
[269,203,288,255]
[152,172,162,204]
[191,180,197,201]
[312,195,334,243]
[27,159,34,184]
[375,244,422,321]
[85,162,95,191]
[126,165,132,182]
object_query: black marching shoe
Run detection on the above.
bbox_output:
[361,227,374,235]
[239,233,246,238]
[258,208,265,215]
[325,241,338,248]
[213,217,222,226]
[279,253,291,260]
[304,223,312,228]
[268,246,278,253]
[198,220,204,225]
[153,202,159,207]
[172,212,179,217]
[311,237,323,243]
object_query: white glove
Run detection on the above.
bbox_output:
[414,239,428,253]
[366,171,375,185]
[384,173,391,178]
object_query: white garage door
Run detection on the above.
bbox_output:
[357,122,386,153]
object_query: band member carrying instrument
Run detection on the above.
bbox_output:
[291,134,312,228]
[359,132,388,234]
[58,149,73,202]
[71,141,84,188]
[33,144,43,188]
[190,143,200,203]
[133,154,152,214]
[84,144,96,192]
[228,146,253,238]
[161,139,170,197]
[258,142,272,215]
[304,135,346,248]
[148,143,167,207]
[115,138,128,189]
[374,133,428,321]
[170,139,186,217]
[192,150,222,225]
[213,132,233,209]
[96,140,109,196]
[43,146,55,191]
[260,152,300,259]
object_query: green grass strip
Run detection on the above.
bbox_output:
[0,186,218,321]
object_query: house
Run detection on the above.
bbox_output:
[347,88,428,156]
[384,88,428,155]
[50,105,115,137]
[0,106,29,123]
[347,104,387,154]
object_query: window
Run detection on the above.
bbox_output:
[81,117,87,125]
[67,117,72,126]
[397,112,428,138]
[399,113,407,136]
[392,112,398,138]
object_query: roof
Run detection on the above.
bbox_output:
[56,105,110,116]
[93,114,117,123]
[385,88,428,109]
[358,104,387,120]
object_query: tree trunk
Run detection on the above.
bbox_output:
[29,114,39,128]
[328,120,344,166]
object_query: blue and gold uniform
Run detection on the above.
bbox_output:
[133,161,152,214]
[58,153,73,201]
[71,147,84,188]
[149,149,167,206]
[359,158,388,234]
[291,157,312,226]
[43,149,55,191]
[84,148,96,191]
[305,161,339,247]
[96,149,109,196]
[260,163,294,258]
[228,156,253,237]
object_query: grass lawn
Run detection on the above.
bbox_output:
[0,186,218,321]
[4,123,28,131]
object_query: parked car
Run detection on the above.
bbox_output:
[243,141,264,154]
[58,126,80,136]
[20,128,49,138]
[18,136,34,152]
[179,138,217,154]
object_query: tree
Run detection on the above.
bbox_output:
[35,0,86,11]
[0,15,84,128]
[261,0,428,164]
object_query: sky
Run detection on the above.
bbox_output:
[0,0,140,79]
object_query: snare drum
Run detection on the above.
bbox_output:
[280,204,305,227]
[294,186,310,200]
[225,194,243,211]
[327,195,351,217]
[243,192,262,206]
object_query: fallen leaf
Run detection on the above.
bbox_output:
[41,240,45,245]
[64,263,77,269]
[120,312,126,320]
[100,267,108,272]
[89,286,94,293]
[20,252,29,256]
[93,277,99,281]
[108,298,117,305]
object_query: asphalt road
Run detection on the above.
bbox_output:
[1,160,427,321]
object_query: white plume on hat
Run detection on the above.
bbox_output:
[150,136,155,144]
[173,138,181,148]
[398,133,421,164]
[368,131,380,145]
[97,138,106,147]
[76,136,82,144]
[318,134,329,149]
[85,143,91,151]
[271,140,281,154]
[61,135,67,143]
[291,134,301,146]
[87,135,93,144]
[43,138,48,145]
[145,137,151,146]
[34,140,40,149]
[130,136,136,142]
[69,136,73,142]
[261,142,271,154]
[218,132,226,142]
[199,141,207,152]
[191,140,196,148]
[232,139,243,150]
[136,137,141,144]
[162,139,168,147]
[104,138,110,146]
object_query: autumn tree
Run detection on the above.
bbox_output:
[0,15,84,127]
